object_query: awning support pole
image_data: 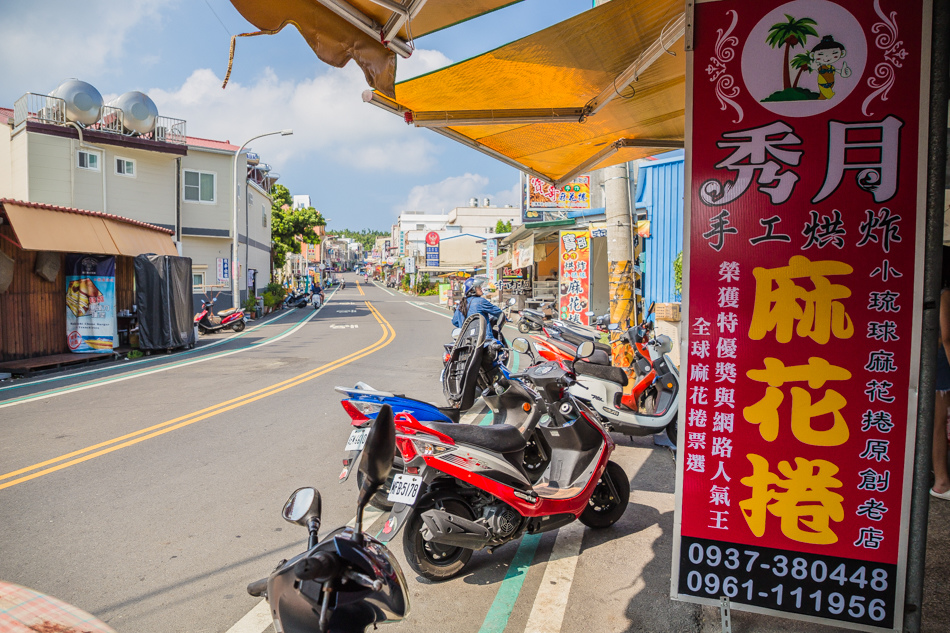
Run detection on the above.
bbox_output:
[0,231,21,250]
[584,12,686,117]
[903,1,948,631]
[315,0,414,57]
[554,138,685,188]
[380,0,429,45]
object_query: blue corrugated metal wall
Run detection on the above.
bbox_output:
[636,153,684,307]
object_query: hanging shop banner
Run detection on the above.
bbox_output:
[65,254,116,354]
[527,176,591,211]
[558,230,591,325]
[425,232,440,267]
[486,239,499,285]
[512,235,535,270]
[500,267,532,296]
[438,283,450,305]
[672,1,931,631]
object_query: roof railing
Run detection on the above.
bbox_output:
[13,93,66,127]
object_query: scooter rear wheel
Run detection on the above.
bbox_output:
[231,320,246,333]
[357,469,394,511]
[404,497,474,581]
[579,460,630,529]
[518,321,530,333]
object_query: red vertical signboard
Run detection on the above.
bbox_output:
[559,229,592,325]
[673,1,931,631]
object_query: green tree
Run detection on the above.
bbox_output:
[766,15,818,90]
[495,219,512,234]
[790,52,813,88]
[331,228,389,250]
[269,184,325,269]
[673,251,683,297]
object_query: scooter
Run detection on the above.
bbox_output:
[567,328,680,445]
[246,405,410,632]
[285,290,309,308]
[517,301,554,333]
[194,297,246,334]
[378,342,629,581]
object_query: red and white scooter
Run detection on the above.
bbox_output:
[378,341,630,581]
[194,297,246,334]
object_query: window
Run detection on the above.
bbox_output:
[77,150,99,171]
[416,224,425,230]
[184,170,215,203]
[193,271,205,291]
[115,157,135,177]
[262,203,267,228]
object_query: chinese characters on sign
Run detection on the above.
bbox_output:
[674,1,928,631]
[524,176,591,221]
[559,229,591,325]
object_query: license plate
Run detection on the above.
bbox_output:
[345,428,369,451]
[387,474,423,504]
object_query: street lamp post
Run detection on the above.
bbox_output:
[232,129,293,309]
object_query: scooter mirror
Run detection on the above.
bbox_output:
[608,323,620,331]
[576,340,595,360]
[585,310,595,316]
[511,338,531,354]
[282,487,322,527]
[451,328,462,340]
[508,298,517,306]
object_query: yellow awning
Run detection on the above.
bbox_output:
[227,0,523,98]
[0,200,178,257]
[366,0,686,182]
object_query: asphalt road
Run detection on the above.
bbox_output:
[2,275,945,633]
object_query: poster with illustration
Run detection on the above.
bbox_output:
[65,254,116,354]
[672,1,931,630]
[558,230,591,325]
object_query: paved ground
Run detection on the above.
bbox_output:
[1,275,948,633]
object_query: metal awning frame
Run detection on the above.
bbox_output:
[363,11,687,185]
[317,0,427,57]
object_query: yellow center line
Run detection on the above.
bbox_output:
[0,301,395,492]
[356,281,365,296]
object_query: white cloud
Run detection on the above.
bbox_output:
[143,56,453,174]
[397,173,520,214]
[0,0,175,93]
[396,49,453,81]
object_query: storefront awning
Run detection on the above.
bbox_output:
[0,200,178,257]
[364,0,685,183]
[492,250,511,270]
[227,0,523,98]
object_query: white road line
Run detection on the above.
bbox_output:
[0,293,338,410]
[407,301,452,320]
[522,521,585,633]
[373,282,395,296]
[225,600,271,633]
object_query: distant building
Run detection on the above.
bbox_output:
[292,194,311,209]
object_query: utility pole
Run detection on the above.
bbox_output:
[603,163,637,337]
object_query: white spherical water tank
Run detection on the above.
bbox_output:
[49,79,103,126]
[106,91,159,134]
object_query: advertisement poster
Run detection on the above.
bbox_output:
[438,283,450,305]
[486,239,499,285]
[512,235,535,270]
[425,232,440,267]
[672,1,930,631]
[216,257,229,284]
[65,254,116,354]
[524,175,591,221]
[558,230,591,325]
[500,267,532,295]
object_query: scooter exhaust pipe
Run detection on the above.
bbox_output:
[420,509,492,550]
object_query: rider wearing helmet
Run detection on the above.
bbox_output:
[452,275,502,330]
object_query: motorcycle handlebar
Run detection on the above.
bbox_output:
[247,577,268,597]
[293,551,342,583]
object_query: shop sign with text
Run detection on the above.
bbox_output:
[558,229,591,325]
[672,1,930,631]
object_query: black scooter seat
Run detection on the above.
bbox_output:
[522,309,544,319]
[574,359,629,387]
[425,422,526,454]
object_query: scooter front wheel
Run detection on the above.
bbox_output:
[231,320,246,333]
[518,321,530,333]
[579,460,630,529]
[404,497,474,581]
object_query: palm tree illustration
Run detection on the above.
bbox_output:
[790,52,813,88]
[766,15,818,90]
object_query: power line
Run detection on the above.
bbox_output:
[204,0,232,37]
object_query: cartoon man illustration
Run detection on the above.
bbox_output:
[810,35,851,100]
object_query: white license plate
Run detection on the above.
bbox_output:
[387,474,423,504]
[344,428,369,451]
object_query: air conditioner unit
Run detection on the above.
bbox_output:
[154,126,167,142]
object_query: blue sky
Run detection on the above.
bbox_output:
[0,0,593,231]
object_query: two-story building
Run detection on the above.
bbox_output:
[0,83,281,309]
